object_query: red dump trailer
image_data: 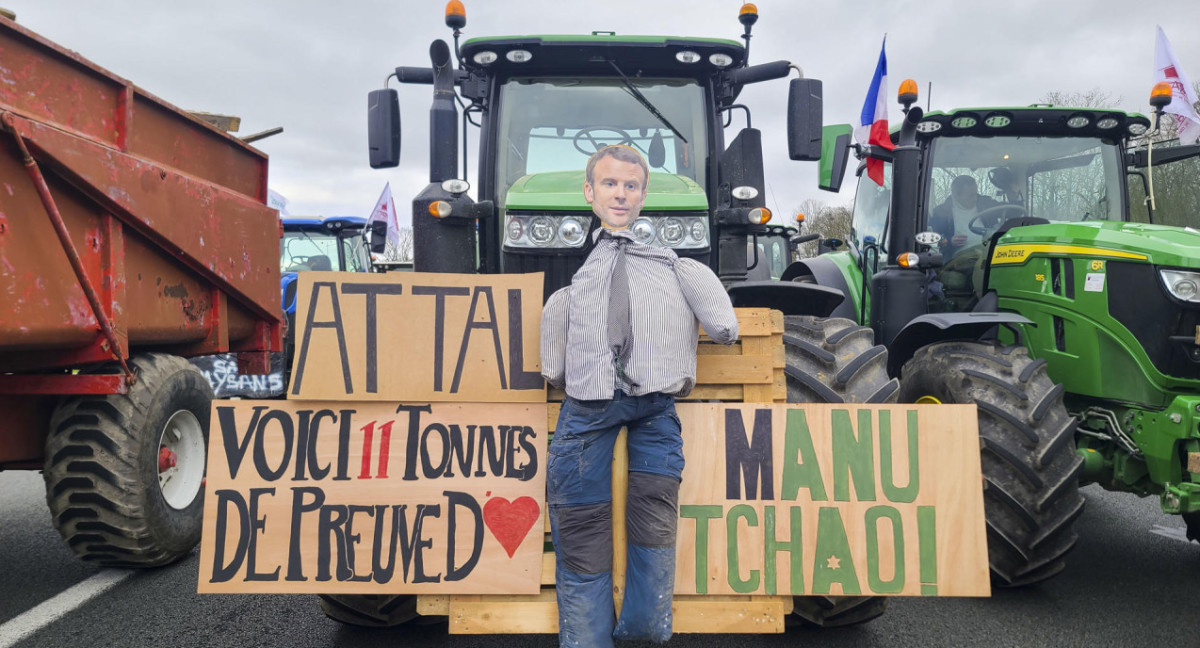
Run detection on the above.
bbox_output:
[0,16,281,566]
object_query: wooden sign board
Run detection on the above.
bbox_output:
[198,400,549,594]
[288,272,544,402]
[674,403,990,597]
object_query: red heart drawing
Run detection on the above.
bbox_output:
[483,496,541,558]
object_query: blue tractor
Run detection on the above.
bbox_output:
[193,215,376,398]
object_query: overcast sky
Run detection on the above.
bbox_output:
[10,1,1200,226]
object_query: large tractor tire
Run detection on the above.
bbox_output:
[898,341,1084,587]
[44,353,212,567]
[783,316,898,627]
[318,594,420,627]
[784,316,899,404]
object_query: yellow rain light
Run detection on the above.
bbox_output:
[898,78,919,105]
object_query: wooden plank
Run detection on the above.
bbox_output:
[449,590,559,634]
[740,335,775,403]
[447,592,789,634]
[612,428,629,615]
[702,308,772,339]
[417,594,450,616]
[769,309,784,334]
[541,552,556,585]
[697,343,743,356]
[672,595,786,634]
[681,384,744,401]
[695,355,772,385]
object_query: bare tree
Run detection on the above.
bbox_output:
[792,198,852,258]
[1039,88,1121,109]
[394,227,414,262]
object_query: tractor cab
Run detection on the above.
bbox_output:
[368,2,831,314]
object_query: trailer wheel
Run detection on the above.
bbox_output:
[44,353,212,567]
[783,316,897,627]
[898,341,1084,587]
[789,596,889,628]
[318,595,421,627]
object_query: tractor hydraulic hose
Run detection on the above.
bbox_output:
[1,112,135,385]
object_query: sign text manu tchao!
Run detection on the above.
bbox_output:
[673,403,990,598]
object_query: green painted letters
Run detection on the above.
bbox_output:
[865,506,905,593]
[832,409,876,502]
[680,505,723,594]
[726,505,759,593]
[764,506,804,595]
[879,410,920,503]
[812,507,860,595]
[782,410,827,501]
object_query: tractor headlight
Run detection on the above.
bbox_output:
[503,213,709,250]
[630,218,657,245]
[658,217,686,246]
[528,217,556,246]
[558,218,586,246]
[504,213,591,249]
[1161,269,1200,303]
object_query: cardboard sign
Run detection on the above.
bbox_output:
[674,403,990,597]
[198,400,548,594]
[288,272,544,402]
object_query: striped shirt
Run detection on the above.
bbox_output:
[541,228,738,400]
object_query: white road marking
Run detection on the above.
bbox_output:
[0,570,133,648]
[1149,524,1194,545]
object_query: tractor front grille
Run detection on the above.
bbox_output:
[1107,261,1200,381]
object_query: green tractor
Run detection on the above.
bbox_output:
[802,82,1200,586]
[327,1,900,630]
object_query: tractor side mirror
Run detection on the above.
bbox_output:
[368,88,401,168]
[369,220,389,254]
[818,124,853,193]
[787,78,823,161]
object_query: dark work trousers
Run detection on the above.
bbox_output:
[548,391,684,648]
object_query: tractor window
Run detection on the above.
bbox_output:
[927,136,1123,244]
[340,234,371,272]
[1128,141,1200,227]
[851,162,890,252]
[281,231,343,272]
[496,78,707,196]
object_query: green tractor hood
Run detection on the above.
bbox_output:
[999,221,1200,269]
[504,171,708,211]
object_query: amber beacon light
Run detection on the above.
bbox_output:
[445,0,466,29]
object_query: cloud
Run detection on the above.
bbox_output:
[11,0,1200,222]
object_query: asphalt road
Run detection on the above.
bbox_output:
[3,470,1198,648]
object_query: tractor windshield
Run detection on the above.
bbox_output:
[280,230,370,273]
[926,136,1124,241]
[495,77,707,196]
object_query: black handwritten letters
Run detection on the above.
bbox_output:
[290,277,544,400]
[204,403,545,589]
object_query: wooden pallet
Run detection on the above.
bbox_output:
[419,308,791,634]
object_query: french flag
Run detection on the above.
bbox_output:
[855,38,894,186]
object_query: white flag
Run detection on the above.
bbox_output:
[367,183,400,248]
[267,189,290,216]
[1155,25,1200,145]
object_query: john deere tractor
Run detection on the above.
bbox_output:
[323,1,901,630]
[801,81,1200,587]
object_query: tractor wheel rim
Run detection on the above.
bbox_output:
[158,409,205,510]
[915,395,943,405]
